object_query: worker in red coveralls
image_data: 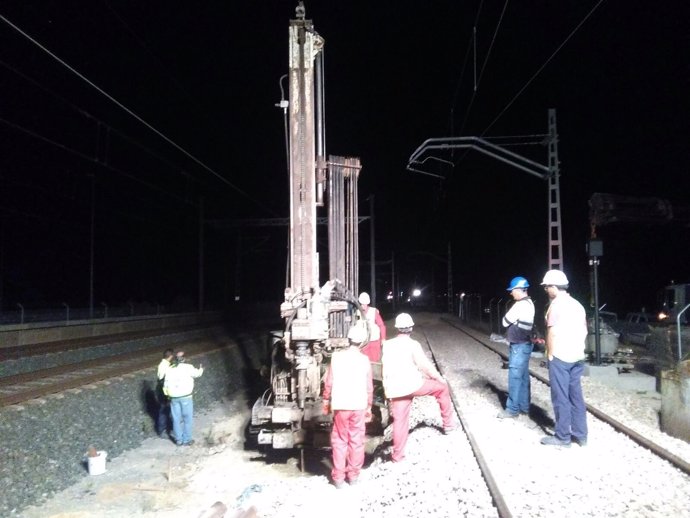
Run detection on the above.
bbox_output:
[322,325,374,488]
[357,292,387,362]
[382,313,457,463]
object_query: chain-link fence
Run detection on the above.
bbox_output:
[0,301,201,326]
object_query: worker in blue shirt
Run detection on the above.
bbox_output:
[497,276,535,419]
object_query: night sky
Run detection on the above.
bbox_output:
[1,1,689,316]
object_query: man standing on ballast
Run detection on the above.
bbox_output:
[497,276,535,419]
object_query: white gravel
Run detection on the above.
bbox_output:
[14,313,690,518]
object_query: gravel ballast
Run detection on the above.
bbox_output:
[0,338,250,516]
[3,314,690,517]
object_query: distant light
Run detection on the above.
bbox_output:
[412,289,421,297]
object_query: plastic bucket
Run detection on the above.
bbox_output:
[87,450,107,475]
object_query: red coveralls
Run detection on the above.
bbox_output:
[382,333,454,462]
[359,305,387,362]
[323,347,373,484]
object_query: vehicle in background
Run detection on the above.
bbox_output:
[611,312,654,347]
[658,283,690,324]
[586,311,620,356]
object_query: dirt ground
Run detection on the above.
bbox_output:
[19,396,304,518]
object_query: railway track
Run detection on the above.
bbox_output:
[0,323,218,361]
[420,316,690,518]
[0,336,231,408]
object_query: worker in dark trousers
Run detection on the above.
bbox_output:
[541,269,588,447]
[497,277,535,419]
[156,348,174,437]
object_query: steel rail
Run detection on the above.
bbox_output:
[420,328,513,518]
[0,340,229,408]
[0,323,217,361]
[441,316,690,477]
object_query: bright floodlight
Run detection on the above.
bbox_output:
[412,289,421,297]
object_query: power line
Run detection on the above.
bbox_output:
[449,0,485,133]
[455,0,510,138]
[0,57,195,184]
[100,0,210,120]
[0,12,277,216]
[481,0,607,136]
[0,116,193,207]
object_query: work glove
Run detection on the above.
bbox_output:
[322,400,331,415]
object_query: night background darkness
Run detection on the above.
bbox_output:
[0,1,688,317]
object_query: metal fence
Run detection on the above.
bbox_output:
[459,294,509,335]
[0,301,201,326]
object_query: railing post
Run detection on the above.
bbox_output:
[495,298,504,334]
[62,302,70,323]
[101,302,108,318]
[488,298,496,333]
[17,302,24,324]
[676,304,690,362]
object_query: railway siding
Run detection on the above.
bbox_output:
[0,328,262,517]
[425,315,690,518]
[3,314,690,518]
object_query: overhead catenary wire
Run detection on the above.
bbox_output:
[449,0,485,135]
[0,13,277,217]
[0,116,194,207]
[455,0,510,138]
[100,0,208,118]
[0,58,196,185]
[480,0,607,136]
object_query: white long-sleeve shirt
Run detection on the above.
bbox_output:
[163,362,203,398]
[381,334,442,398]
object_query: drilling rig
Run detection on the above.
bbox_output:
[250,4,377,450]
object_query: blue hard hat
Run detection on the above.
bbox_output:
[507,276,529,291]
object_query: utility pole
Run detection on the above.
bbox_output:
[391,251,396,311]
[447,241,453,313]
[547,109,563,271]
[407,109,563,271]
[198,197,204,313]
[369,195,376,306]
[88,173,95,318]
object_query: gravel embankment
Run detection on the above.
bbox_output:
[237,314,690,518]
[4,314,690,517]
[0,327,225,378]
[0,335,253,517]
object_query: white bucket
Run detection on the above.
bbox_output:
[87,450,107,476]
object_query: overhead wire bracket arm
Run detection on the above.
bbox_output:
[407,136,550,180]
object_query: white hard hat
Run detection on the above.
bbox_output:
[347,325,367,344]
[358,292,371,305]
[541,269,569,287]
[394,313,414,329]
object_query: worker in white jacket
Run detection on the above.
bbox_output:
[163,350,203,446]
[382,313,456,463]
